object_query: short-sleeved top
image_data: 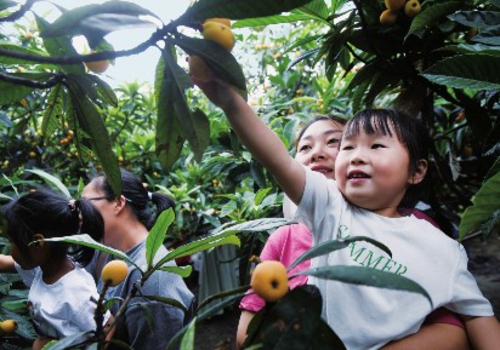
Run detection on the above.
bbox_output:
[16,264,107,338]
[294,169,492,350]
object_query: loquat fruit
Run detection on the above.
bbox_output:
[204,18,231,28]
[0,319,18,334]
[380,9,398,26]
[250,260,289,302]
[202,21,235,51]
[101,260,128,287]
[384,0,406,12]
[85,60,110,74]
[404,0,421,17]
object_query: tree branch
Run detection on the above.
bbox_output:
[0,72,65,88]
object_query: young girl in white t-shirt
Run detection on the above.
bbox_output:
[0,187,112,350]
[195,76,500,350]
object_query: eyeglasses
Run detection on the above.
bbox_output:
[83,196,115,201]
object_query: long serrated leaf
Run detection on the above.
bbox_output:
[87,75,118,107]
[179,0,313,22]
[289,236,391,271]
[42,84,64,141]
[42,234,136,267]
[422,54,500,91]
[406,1,465,39]
[448,10,500,29]
[146,208,175,268]
[35,14,86,75]
[0,80,34,105]
[41,1,158,38]
[25,169,70,198]
[212,217,290,235]
[180,318,196,350]
[155,57,186,170]
[459,170,500,238]
[437,43,500,56]
[67,78,122,194]
[299,265,433,306]
[0,41,49,65]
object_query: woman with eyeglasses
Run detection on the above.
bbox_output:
[82,169,194,350]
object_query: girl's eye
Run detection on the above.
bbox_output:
[328,138,340,145]
[372,144,385,149]
[298,145,311,152]
[341,145,353,151]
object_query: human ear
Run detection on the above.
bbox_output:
[31,233,45,249]
[409,159,428,185]
[114,195,127,213]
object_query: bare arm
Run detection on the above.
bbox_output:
[196,79,306,204]
[0,254,16,273]
[236,310,255,350]
[381,323,470,350]
[464,315,500,350]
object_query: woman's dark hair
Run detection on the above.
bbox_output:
[342,108,430,208]
[93,169,175,230]
[292,114,348,152]
[2,187,104,266]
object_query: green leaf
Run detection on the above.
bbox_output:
[146,208,175,269]
[42,234,137,267]
[35,15,86,75]
[40,1,158,39]
[142,295,188,313]
[0,80,34,105]
[289,236,392,271]
[459,170,500,238]
[42,84,64,142]
[438,43,500,56]
[66,77,122,195]
[448,10,500,29]
[155,56,186,170]
[87,75,119,107]
[25,169,71,198]
[38,332,94,350]
[471,25,500,45]
[180,316,196,350]
[422,54,500,91]
[179,0,314,22]
[233,13,312,28]
[212,217,290,235]
[299,265,433,307]
[169,36,247,95]
[0,41,50,65]
[406,1,465,39]
[159,265,193,278]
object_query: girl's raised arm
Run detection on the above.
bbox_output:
[0,254,16,273]
[195,77,306,205]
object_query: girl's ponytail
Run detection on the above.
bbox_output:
[150,192,176,224]
[71,199,104,266]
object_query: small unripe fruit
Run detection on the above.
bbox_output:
[188,56,211,82]
[404,0,421,17]
[250,261,289,302]
[380,9,398,26]
[85,60,110,74]
[202,22,235,51]
[204,18,231,28]
[29,151,36,158]
[101,260,128,287]
[0,319,18,334]
[384,0,406,11]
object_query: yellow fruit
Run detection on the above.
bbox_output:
[380,9,398,26]
[101,260,128,287]
[404,0,421,17]
[0,319,18,334]
[202,22,235,51]
[29,151,36,158]
[188,56,211,82]
[384,0,406,11]
[85,60,110,74]
[204,18,231,28]
[60,137,69,145]
[250,261,289,302]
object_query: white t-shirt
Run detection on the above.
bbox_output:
[294,169,493,350]
[16,263,109,339]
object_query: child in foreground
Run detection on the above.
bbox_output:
[0,187,112,350]
[195,77,500,350]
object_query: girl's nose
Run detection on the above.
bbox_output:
[350,149,366,164]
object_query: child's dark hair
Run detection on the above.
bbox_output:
[2,187,104,266]
[92,169,176,230]
[293,114,347,152]
[343,108,430,208]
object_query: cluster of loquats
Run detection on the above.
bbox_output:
[380,0,422,26]
[188,18,235,82]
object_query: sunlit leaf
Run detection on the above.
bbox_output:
[25,169,70,198]
[180,316,196,350]
[159,265,193,278]
[146,208,175,268]
[422,54,500,90]
[459,170,500,238]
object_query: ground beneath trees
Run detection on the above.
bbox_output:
[191,235,500,350]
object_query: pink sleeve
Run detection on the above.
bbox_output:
[424,308,465,329]
[239,224,312,312]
